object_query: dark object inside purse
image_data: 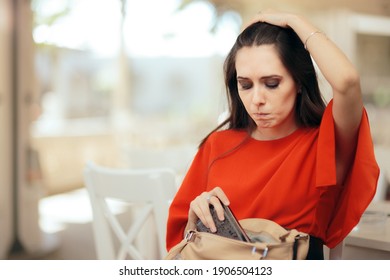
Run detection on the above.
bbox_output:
[196,202,252,242]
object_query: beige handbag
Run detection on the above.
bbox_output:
[164,218,310,260]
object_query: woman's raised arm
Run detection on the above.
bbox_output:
[250,10,363,184]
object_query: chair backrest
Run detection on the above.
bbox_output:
[84,161,177,259]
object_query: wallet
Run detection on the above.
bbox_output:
[196,202,251,242]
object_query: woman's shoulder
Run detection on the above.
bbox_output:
[201,129,249,152]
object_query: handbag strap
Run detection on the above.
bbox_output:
[306,235,324,260]
[292,233,310,260]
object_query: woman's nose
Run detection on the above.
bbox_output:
[252,86,266,105]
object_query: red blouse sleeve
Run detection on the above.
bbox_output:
[315,100,380,248]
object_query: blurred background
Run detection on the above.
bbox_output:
[1,0,389,259]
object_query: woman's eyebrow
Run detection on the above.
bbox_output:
[237,75,282,80]
[260,75,282,80]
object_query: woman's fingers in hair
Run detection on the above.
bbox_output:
[244,9,291,29]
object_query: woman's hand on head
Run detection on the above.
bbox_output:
[186,186,230,233]
[245,9,298,29]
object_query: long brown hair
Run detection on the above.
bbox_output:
[200,22,326,147]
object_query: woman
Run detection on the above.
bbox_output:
[166,11,379,259]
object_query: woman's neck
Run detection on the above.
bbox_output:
[251,124,299,141]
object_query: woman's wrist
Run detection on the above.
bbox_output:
[304,30,326,50]
[287,15,323,48]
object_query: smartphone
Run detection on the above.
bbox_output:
[196,202,252,242]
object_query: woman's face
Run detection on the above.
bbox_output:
[235,44,299,140]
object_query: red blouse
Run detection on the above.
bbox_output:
[166,101,379,250]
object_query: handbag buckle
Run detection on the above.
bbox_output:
[185,230,196,242]
[252,246,268,259]
[295,233,309,241]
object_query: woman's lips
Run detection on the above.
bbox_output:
[253,112,270,119]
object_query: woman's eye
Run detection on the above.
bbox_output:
[265,79,280,89]
[238,82,252,90]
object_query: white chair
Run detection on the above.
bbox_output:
[84,161,177,260]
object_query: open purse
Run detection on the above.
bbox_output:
[165,203,310,260]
